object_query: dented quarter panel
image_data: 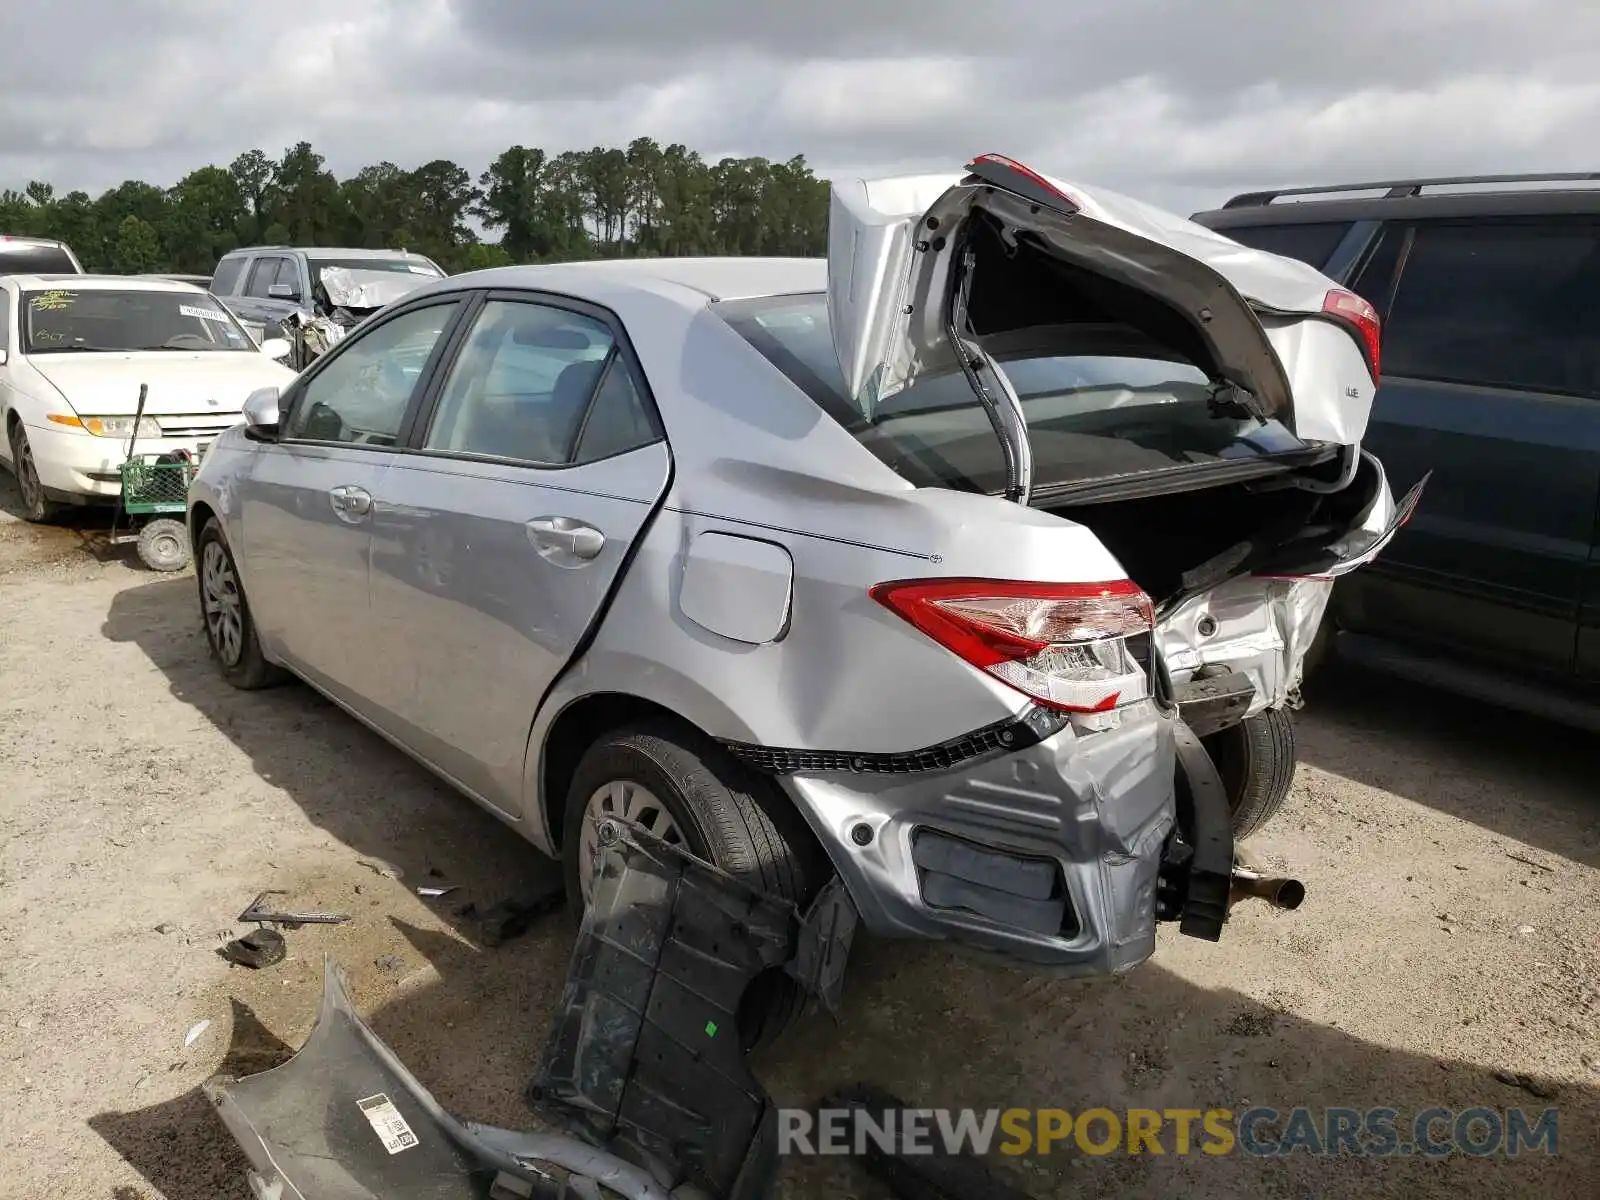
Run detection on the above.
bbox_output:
[1158,576,1336,713]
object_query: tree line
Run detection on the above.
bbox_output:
[0,139,832,276]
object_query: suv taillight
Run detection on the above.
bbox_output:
[869,578,1154,713]
[1323,288,1381,384]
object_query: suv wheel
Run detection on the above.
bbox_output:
[196,518,285,690]
[562,720,816,1048]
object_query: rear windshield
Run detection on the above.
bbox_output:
[23,288,254,353]
[0,243,79,276]
[717,293,1309,496]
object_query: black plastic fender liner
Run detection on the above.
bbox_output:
[528,820,859,1200]
[1169,718,1235,941]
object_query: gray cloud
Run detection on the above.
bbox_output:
[1,0,1596,216]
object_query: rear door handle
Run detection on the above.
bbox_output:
[526,516,605,560]
[329,484,373,520]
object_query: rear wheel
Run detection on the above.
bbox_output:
[8,424,59,523]
[562,721,816,1048]
[1203,707,1296,841]
[196,518,286,690]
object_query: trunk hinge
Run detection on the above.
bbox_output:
[947,247,1033,506]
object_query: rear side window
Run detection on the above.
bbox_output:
[210,256,246,295]
[1216,222,1352,269]
[1382,220,1600,399]
[718,294,1310,496]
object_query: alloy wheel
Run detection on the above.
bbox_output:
[200,540,245,666]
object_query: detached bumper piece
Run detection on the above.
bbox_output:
[529,820,856,1200]
[1156,718,1235,941]
[205,823,859,1200]
[203,960,674,1199]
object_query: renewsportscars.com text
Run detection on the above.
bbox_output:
[778,1105,1560,1158]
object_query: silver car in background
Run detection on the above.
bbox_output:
[188,154,1413,1042]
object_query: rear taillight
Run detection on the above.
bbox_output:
[1322,288,1381,384]
[869,578,1154,713]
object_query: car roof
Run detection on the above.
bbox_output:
[0,234,71,249]
[225,246,438,261]
[1193,172,1600,229]
[427,257,826,306]
[4,273,206,292]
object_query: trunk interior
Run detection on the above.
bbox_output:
[1050,454,1383,607]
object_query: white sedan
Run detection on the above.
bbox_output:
[0,274,296,521]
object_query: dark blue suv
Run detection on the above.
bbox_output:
[1192,173,1600,729]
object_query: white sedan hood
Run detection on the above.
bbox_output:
[827,155,1376,447]
[28,351,296,416]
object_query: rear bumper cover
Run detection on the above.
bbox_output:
[769,702,1183,974]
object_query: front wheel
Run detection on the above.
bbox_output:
[1203,707,1296,841]
[8,424,59,523]
[562,721,817,1048]
[195,518,285,690]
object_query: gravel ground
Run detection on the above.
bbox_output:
[0,474,1596,1200]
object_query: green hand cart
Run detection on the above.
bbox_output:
[110,382,198,572]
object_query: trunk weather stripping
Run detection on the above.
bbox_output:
[948,245,1033,505]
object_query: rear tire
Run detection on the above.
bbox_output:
[8,424,59,523]
[562,721,816,1049]
[1203,707,1296,841]
[195,517,286,690]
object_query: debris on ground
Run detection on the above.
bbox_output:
[219,928,288,970]
[1493,1069,1559,1099]
[480,858,565,947]
[356,859,403,879]
[152,922,176,935]
[237,889,351,928]
[183,1020,210,1048]
[375,954,405,973]
[416,885,458,897]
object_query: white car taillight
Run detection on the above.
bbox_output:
[868,578,1155,713]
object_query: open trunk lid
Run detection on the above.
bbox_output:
[826,154,1380,496]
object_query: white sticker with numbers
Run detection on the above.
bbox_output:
[356,1092,419,1154]
[179,304,231,323]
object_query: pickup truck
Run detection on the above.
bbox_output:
[208,246,445,335]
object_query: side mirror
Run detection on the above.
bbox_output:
[267,282,301,302]
[242,386,282,440]
[258,336,292,361]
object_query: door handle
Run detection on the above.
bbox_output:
[526,516,605,560]
[329,484,373,520]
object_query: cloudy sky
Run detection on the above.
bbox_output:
[3,0,1597,215]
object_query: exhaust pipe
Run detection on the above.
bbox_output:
[1229,868,1306,912]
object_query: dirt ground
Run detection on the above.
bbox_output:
[1,474,1596,1200]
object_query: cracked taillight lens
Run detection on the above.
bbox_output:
[869,577,1154,713]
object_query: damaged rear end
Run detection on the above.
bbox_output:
[726,155,1422,964]
[827,153,1419,717]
